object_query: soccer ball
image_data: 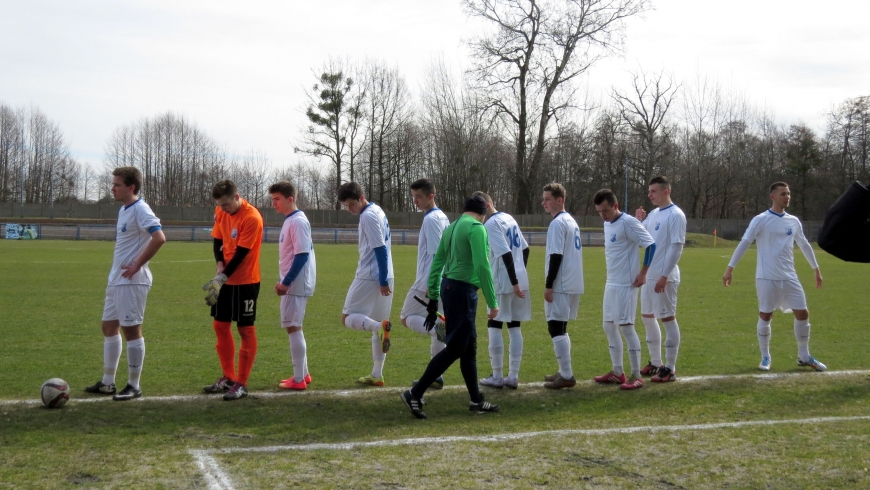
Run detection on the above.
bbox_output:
[41,378,70,408]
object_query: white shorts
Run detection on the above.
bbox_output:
[102,284,151,327]
[756,278,807,313]
[400,288,443,320]
[280,294,309,328]
[640,280,679,318]
[494,291,532,322]
[603,285,638,325]
[343,278,394,321]
[544,292,581,321]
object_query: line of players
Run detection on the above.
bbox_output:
[84,167,827,411]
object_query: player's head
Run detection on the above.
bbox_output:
[593,188,620,222]
[212,179,242,215]
[648,175,671,207]
[542,182,566,215]
[338,181,367,215]
[463,194,487,223]
[410,178,436,212]
[769,181,790,209]
[269,180,297,215]
[472,191,495,215]
[111,167,142,204]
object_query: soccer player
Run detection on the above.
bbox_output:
[817,181,870,263]
[541,183,584,389]
[593,188,656,391]
[401,195,500,419]
[338,182,394,386]
[634,176,686,383]
[202,180,264,400]
[723,181,826,372]
[85,166,166,401]
[400,178,450,389]
[475,191,530,390]
[270,181,316,391]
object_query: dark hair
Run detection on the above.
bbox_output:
[463,194,487,215]
[410,178,435,196]
[472,191,493,208]
[268,180,297,198]
[212,179,238,200]
[649,175,671,191]
[112,167,142,195]
[769,181,789,194]
[593,188,618,206]
[543,182,566,200]
[337,181,364,202]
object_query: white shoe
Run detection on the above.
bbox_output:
[758,356,772,371]
[503,377,519,389]
[479,375,504,388]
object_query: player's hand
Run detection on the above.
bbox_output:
[632,273,647,288]
[216,262,225,275]
[544,288,554,303]
[488,307,499,320]
[275,282,289,296]
[121,261,141,279]
[379,284,392,296]
[203,273,227,306]
[723,267,733,287]
[423,298,439,331]
[513,284,526,298]
[655,276,668,294]
[635,206,646,221]
[814,268,823,288]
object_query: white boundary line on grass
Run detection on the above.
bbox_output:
[188,415,870,490]
[3,369,868,407]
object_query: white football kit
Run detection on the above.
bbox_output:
[401,207,449,319]
[486,212,531,322]
[343,202,394,320]
[544,211,584,321]
[640,204,686,318]
[278,210,316,327]
[603,212,654,324]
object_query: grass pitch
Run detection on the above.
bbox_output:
[0,240,868,488]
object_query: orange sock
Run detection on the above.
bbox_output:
[213,321,236,381]
[237,325,258,386]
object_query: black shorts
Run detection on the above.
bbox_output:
[211,283,260,327]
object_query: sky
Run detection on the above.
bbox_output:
[1,0,868,171]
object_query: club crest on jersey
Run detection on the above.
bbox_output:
[655,222,661,231]
[786,227,793,236]
[232,228,238,239]
[610,233,617,242]
[121,223,127,232]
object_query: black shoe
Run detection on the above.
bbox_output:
[203,376,234,394]
[84,380,116,395]
[400,390,427,419]
[223,382,248,401]
[112,384,141,401]
[411,376,444,391]
[469,397,499,414]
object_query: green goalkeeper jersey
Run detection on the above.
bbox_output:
[427,213,498,309]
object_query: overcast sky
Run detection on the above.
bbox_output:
[1,0,868,171]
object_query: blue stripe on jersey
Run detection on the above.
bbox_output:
[147,225,162,234]
[425,207,441,215]
[659,203,674,211]
[767,209,785,217]
[610,211,623,224]
[124,198,142,210]
[285,209,302,220]
[643,242,657,267]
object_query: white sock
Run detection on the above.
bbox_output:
[288,330,307,383]
[487,328,504,379]
[102,334,122,386]
[507,326,523,379]
[430,338,446,358]
[603,321,624,375]
[126,337,145,390]
[552,334,573,379]
[662,319,681,371]
[345,313,381,332]
[757,318,772,358]
[794,318,811,361]
[371,333,385,378]
[641,316,662,366]
[620,324,642,377]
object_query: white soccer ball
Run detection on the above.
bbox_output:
[41,378,70,408]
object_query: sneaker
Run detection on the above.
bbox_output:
[412,377,444,391]
[357,375,385,386]
[620,376,644,390]
[112,384,141,401]
[223,382,248,401]
[797,356,827,372]
[203,376,234,394]
[469,398,500,413]
[593,371,627,384]
[758,356,772,371]
[304,373,312,384]
[400,390,427,419]
[544,372,559,382]
[84,380,116,395]
[651,366,676,383]
[503,377,519,390]
[379,321,392,353]
[278,378,307,390]
[433,320,446,344]
[479,375,504,388]
[543,373,577,389]
[640,362,661,376]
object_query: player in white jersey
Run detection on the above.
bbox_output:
[541,183,584,389]
[400,179,450,389]
[474,191,530,390]
[270,181,316,391]
[634,176,686,383]
[338,182,394,386]
[723,181,826,372]
[85,167,166,401]
[593,188,656,391]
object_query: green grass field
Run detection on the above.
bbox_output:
[1,240,868,488]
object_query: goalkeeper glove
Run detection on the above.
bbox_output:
[202,273,227,306]
[423,298,440,331]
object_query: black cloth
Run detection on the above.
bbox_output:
[222,246,251,279]
[818,181,870,263]
[545,254,563,289]
[501,251,519,286]
[210,282,261,326]
[213,238,223,264]
[522,247,529,267]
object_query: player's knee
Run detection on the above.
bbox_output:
[758,312,773,321]
[661,315,675,322]
[487,320,503,329]
[340,313,348,325]
[400,317,409,327]
[641,314,655,319]
[794,309,809,321]
[547,320,566,338]
[507,321,521,329]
